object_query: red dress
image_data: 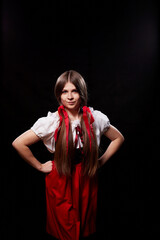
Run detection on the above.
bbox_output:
[30,106,110,239]
[45,150,98,240]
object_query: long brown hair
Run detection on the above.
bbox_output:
[54,70,98,177]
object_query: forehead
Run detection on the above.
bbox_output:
[63,81,76,89]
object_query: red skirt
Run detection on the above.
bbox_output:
[45,160,98,240]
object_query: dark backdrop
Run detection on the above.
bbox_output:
[1,0,159,239]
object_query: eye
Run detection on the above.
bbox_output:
[62,90,67,93]
[72,89,78,93]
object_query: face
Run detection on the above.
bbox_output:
[60,81,81,112]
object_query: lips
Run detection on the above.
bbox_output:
[67,102,75,104]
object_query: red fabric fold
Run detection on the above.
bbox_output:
[45,161,98,240]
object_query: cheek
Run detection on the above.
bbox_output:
[75,93,80,100]
[77,95,81,104]
[60,95,65,103]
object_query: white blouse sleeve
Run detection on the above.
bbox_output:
[30,111,59,153]
[90,107,110,146]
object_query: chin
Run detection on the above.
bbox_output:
[66,105,77,109]
[65,104,79,110]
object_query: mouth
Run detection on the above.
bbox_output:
[67,102,76,105]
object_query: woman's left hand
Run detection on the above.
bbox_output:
[40,160,53,173]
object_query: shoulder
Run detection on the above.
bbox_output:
[45,111,59,121]
[35,111,59,123]
[31,111,60,138]
[89,106,110,133]
[89,107,110,122]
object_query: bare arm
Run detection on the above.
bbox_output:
[12,129,52,173]
[98,125,124,167]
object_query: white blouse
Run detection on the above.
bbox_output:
[31,107,110,153]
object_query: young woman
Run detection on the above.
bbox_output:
[12,70,124,240]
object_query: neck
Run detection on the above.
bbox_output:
[65,107,81,121]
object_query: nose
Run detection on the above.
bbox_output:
[68,92,73,99]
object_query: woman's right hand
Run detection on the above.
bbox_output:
[40,160,53,173]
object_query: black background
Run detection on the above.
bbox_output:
[1,0,159,239]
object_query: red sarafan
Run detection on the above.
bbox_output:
[45,160,98,240]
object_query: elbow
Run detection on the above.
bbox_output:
[12,139,17,149]
[117,133,125,145]
[122,134,125,142]
[120,134,125,145]
[12,139,20,150]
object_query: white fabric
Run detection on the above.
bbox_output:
[31,107,110,153]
